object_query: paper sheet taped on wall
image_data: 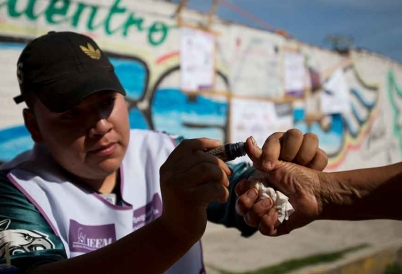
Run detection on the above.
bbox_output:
[320,68,350,115]
[229,26,283,98]
[249,175,294,223]
[229,99,293,163]
[284,51,307,97]
[180,27,215,91]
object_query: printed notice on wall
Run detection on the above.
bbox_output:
[284,51,307,97]
[230,98,293,162]
[180,27,215,91]
[320,68,350,114]
[229,26,283,98]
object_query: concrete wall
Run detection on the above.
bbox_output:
[1,0,401,171]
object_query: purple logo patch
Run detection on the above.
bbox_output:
[133,193,162,231]
[69,220,116,253]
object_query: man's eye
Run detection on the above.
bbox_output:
[61,110,81,119]
[104,97,116,106]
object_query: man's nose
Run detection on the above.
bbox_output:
[88,117,113,138]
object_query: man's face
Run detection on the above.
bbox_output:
[32,91,130,181]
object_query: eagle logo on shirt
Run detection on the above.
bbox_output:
[0,219,55,258]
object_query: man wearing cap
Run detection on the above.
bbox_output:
[0,31,327,273]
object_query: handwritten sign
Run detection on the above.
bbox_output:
[230,99,293,155]
[284,51,306,97]
[180,27,215,91]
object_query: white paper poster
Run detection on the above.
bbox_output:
[180,27,215,91]
[229,26,283,98]
[320,69,350,114]
[230,99,293,160]
[284,51,306,97]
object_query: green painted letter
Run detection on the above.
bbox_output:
[148,21,168,46]
[45,0,70,24]
[7,0,43,20]
[104,0,126,35]
[123,13,144,36]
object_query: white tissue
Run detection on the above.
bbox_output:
[249,177,295,223]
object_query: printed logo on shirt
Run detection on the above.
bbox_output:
[69,220,116,253]
[132,193,162,231]
[0,219,55,258]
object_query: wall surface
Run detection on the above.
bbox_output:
[1,0,402,171]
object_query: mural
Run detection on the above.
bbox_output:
[388,70,402,157]
[0,0,401,170]
[295,63,379,169]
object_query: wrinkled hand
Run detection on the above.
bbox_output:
[236,162,323,236]
[247,129,328,171]
[159,138,232,242]
[235,129,327,236]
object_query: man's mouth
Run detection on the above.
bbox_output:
[90,142,118,156]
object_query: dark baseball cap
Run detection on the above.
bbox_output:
[14,31,126,113]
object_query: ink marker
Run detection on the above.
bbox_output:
[205,142,246,162]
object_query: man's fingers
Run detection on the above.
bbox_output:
[174,150,232,177]
[167,138,222,164]
[191,182,229,204]
[246,133,284,171]
[176,162,229,188]
[234,179,254,196]
[260,132,284,170]
[294,133,319,166]
[244,198,273,227]
[235,188,258,216]
[258,208,279,236]
[307,148,328,171]
[280,129,303,162]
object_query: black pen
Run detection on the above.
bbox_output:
[205,142,246,162]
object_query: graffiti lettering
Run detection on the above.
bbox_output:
[365,119,386,151]
[0,0,173,46]
[388,70,402,156]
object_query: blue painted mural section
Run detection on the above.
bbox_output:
[294,80,377,158]
[295,114,344,157]
[151,88,227,140]
[0,43,24,50]
[128,108,149,130]
[110,58,147,100]
[0,126,33,162]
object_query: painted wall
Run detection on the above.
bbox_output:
[0,0,401,171]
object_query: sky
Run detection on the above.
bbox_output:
[171,0,402,63]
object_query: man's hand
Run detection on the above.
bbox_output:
[235,161,323,236]
[235,129,327,236]
[246,129,328,172]
[159,138,232,243]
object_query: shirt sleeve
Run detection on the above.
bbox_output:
[0,170,67,273]
[206,162,258,237]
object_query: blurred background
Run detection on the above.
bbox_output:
[1,0,402,273]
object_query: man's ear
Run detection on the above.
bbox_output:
[23,108,43,143]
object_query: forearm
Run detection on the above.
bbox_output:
[319,162,402,220]
[29,218,195,274]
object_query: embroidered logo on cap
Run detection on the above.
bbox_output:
[79,43,101,60]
